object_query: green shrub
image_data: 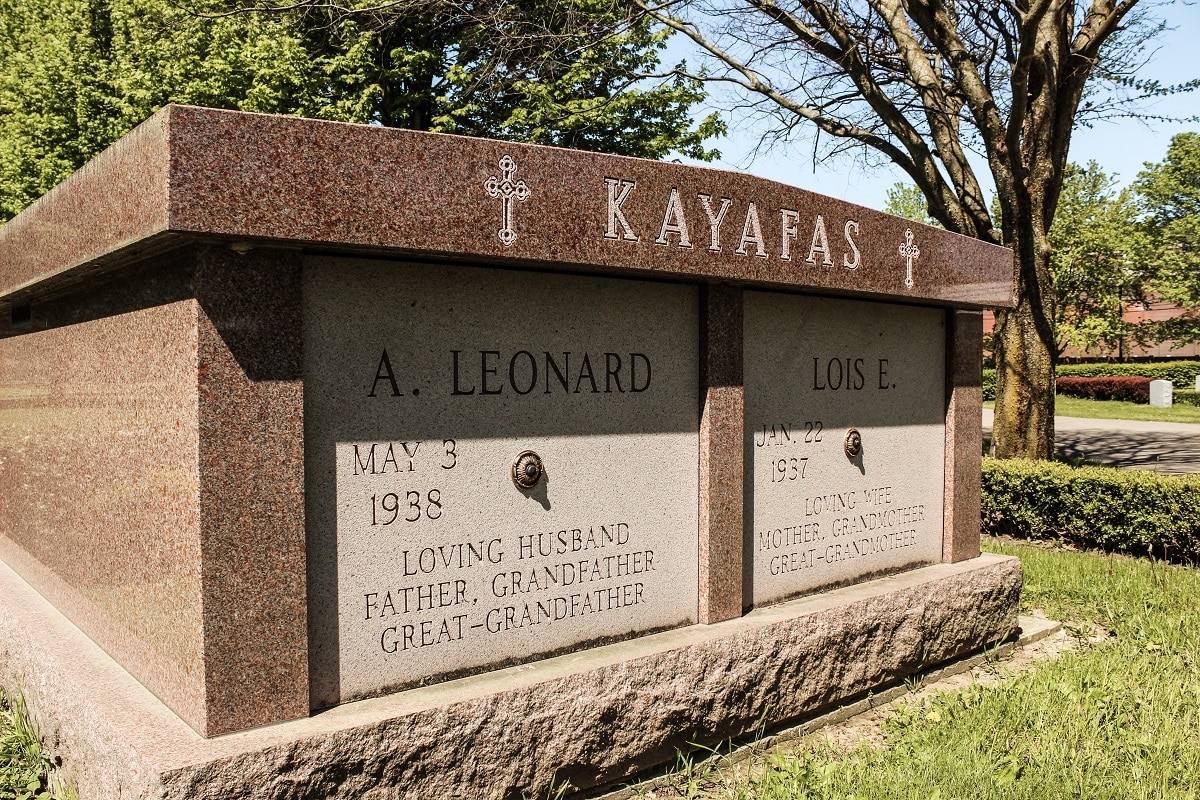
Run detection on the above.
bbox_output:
[1177,389,1200,408]
[982,362,1200,403]
[1056,375,1151,402]
[1057,360,1200,387]
[982,368,995,401]
[981,457,1200,561]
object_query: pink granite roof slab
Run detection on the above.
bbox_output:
[0,105,1014,308]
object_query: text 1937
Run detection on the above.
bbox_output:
[770,457,809,482]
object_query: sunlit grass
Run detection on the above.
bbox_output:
[1054,395,1200,424]
[0,688,72,800]
[984,397,1200,424]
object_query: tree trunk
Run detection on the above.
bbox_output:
[991,232,1057,460]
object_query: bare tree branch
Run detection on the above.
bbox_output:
[625,0,1188,458]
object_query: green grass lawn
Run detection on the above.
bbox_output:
[649,539,1200,800]
[985,396,1200,424]
[0,689,68,800]
[1055,395,1200,423]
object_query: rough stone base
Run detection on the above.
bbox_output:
[0,554,1020,800]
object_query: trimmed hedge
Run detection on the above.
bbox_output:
[981,457,1200,561]
[1177,389,1200,408]
[1057,360,1200,387]
[1055,376,1151,403]
[982,361,1200,402]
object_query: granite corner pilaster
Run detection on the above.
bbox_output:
[698,284,744,624]
[195,245,309,735]
[943,309,983,563]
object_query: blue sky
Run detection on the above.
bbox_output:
[673,3,1199,212]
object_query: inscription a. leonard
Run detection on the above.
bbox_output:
[603,177,862,269]
[368,348,653,398]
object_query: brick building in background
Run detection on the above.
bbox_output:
[983,299,1200,363]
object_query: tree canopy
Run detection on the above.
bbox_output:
[1021,141,1200,359]
[890,146,1199,361]
[0,0,723,221]
[0,0,315,218]
[1048,161,1149,357]
[883,182,940,228]
[1136,131,1200,347]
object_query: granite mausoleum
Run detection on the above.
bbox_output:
[0,105,1019,799]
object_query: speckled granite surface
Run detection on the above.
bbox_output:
[0,299,206,726]
[0,105,1012,310]
[0,247,308,736]
[698,285,744,623]
[943,310,985,563]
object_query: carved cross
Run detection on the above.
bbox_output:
[484,155,530,247]
[898,228,920,289]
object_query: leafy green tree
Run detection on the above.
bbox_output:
[883,182,940,228]
[0,0,722,221]
[246,0,724,153]
[1049,161,1150,357]
[1135,132,1200,346]
[0,0,323,218]
[890,164,1154,360]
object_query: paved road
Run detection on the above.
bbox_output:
[982,408,1200,475]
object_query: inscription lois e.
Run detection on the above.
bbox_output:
[811,358,896,391]
[743,292,946,605]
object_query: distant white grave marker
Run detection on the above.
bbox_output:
[1150,379,1174,407]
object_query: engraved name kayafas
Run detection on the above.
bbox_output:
[600,176,922,289]
[602,177,862,270]
[478,157,921,287]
